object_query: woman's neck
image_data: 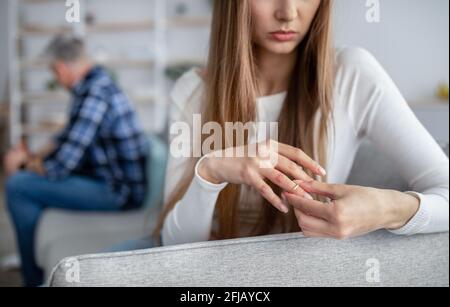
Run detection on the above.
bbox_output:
[255,48,297,97]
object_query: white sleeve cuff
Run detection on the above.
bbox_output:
[388,191,431,236]
[194,154,229,192]
[161,155,228,246]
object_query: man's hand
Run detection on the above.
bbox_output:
[283,180,420,239]
[3,142,29,176]
[26,156,46,176]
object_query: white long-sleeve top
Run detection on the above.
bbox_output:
[162,47,449,246]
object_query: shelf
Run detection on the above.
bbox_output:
[22,91,70,105]
[19,25,72,37]
[86,21,154,33]
[19,21,154,37]
[21,58,155,70]
[22,91,163,106]
[168,16,211,28]
[19,16,209,36]
[20,59,48,70]
[22,123,64,136]
[21,57,205,71]
[22,122,160,136]
[96,59,155,68]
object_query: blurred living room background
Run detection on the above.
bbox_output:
[0,0,448,286]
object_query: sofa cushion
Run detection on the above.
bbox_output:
[36,208,159,279]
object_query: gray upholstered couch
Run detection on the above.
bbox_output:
[48,231,449,287]
[38,107,450,287]
[44,139,449,287]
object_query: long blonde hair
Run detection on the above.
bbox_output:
[155,0,335,241]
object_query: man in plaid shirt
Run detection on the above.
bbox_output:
[4,35,148,287]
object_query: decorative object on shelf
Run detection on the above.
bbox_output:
[437,83,449,101]
[165,62,198,81]
[85,11,96,26]
[46,78,60,91]
[103,67,119,84]
[175,2,188,16]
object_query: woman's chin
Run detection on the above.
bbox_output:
[263,43,299,56]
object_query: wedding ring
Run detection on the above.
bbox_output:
[291,183,300,193]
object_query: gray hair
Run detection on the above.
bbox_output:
[44,33,86,63]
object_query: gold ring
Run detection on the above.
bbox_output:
[291,183,300,192]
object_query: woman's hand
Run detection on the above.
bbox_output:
[198,139,327,214]
[283,180,420,239]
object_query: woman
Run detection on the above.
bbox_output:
[151,0,449,247]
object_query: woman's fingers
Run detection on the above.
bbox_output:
[274,141,326,177]
[284,192,331,221]
[260,168,313,200]
[275,155,314,182]
[250,174,289,214]
[296,180,345,200]
[294,209,331,236]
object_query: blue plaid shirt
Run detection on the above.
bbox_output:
[44,66,149,209]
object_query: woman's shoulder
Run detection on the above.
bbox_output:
[332,46,398,129]
[335,46,378,66]
[335,46,388,82]
[333,46,393,104]
[170,67,205,113]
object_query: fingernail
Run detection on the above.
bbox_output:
[279,204,289,214]
[318,166,327,176]
[303,193,314,200]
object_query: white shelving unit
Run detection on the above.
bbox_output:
[8,0,21,145]
[8,0,212,149]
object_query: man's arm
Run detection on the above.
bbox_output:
[23,141,58,175]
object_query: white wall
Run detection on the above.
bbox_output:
[334,0,449,102]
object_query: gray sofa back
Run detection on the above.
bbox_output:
[49,231,449,287]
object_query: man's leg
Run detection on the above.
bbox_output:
[5,171,122,287]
